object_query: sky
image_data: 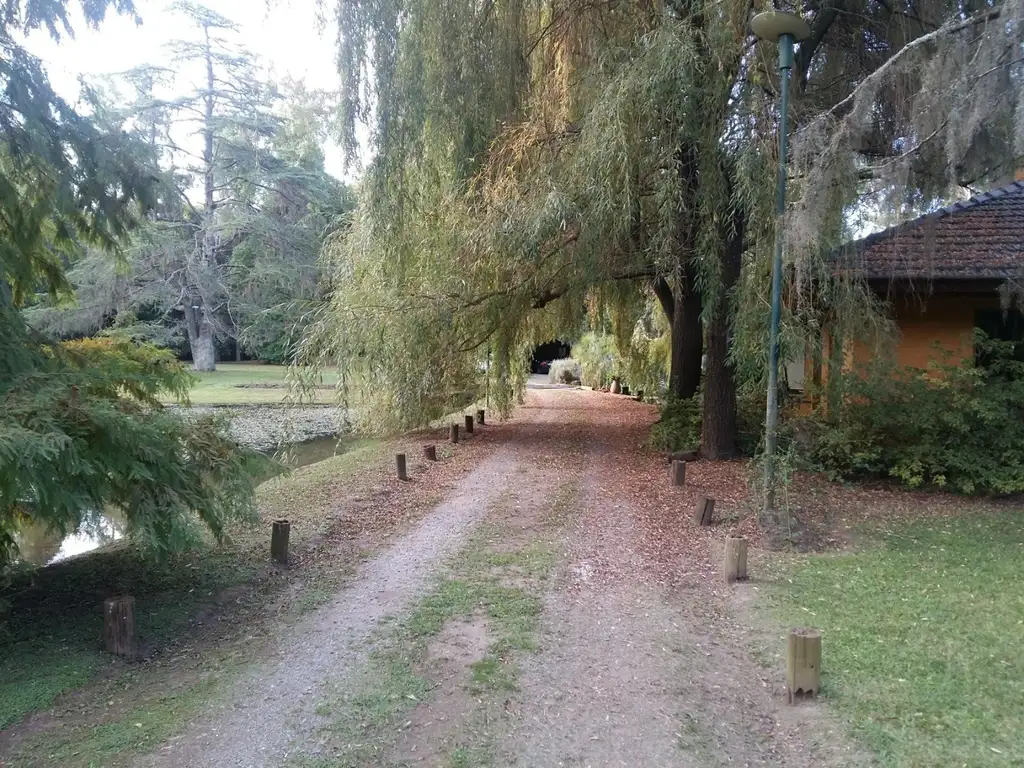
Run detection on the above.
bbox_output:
[24,0,350,178]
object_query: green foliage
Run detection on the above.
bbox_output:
[649,397,702,453]
[768,512,1024,765]
[798,334,1024,494]
[0,322,261,565]
[572,332,620,389]
[547,358,581,384]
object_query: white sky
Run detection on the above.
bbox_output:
[24,0,350,179]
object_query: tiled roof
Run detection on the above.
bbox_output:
[840,181,1024,280]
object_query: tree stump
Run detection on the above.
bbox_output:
[103,596,138,659]
[787,628,822,702]
[464,414,474,434]
[271,519,290,565]
[666,450,699,465]
[450,423,459,443]
[672,460,687,487]
[723,536,748,582]
[395,453,408,481]
[476,409,485,425]
[693,497,715,526]
[424,444,437,461]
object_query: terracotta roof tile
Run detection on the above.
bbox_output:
[839,181,1024,280]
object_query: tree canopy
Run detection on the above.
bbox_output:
[315,0,1023,451]
[0,0,262,566]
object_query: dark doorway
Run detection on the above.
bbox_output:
[531,340,571,374]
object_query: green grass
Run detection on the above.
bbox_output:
[165,362,340,405]
[767,511,1024,767]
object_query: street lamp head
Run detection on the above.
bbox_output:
[750,11,811,42]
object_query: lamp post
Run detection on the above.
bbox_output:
[751,11,810,517]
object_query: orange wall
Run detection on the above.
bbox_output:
[848,293,1000,371]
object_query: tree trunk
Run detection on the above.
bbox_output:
[700,214,744,459]
[668,261,703,400]
[184,303,217,372]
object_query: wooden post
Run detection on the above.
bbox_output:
[671,460,687,487]
[636,390,644,402]
[271,519,290,565]
[723,537,748,582]
[621,385,630,396]
[464,414,474,434]
[103,596,137,659]
[450,423,459,443]
[423,444,437,461]
[693,497,715,526]
[395,453,408,480]
[666,450,699,465]
[787,628,822,702]
[476,409,485,425]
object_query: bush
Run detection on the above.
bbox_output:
[648,397,702,452]
[548,358,581,384]
[798,334,1024,493]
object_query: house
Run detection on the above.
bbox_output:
[799,178,1024,392]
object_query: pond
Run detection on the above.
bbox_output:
[14,434,356,567]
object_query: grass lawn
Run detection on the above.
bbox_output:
[768,511,1024,767]
[168,363,340,405]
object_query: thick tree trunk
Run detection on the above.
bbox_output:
[668,261,703,400]
[700,215,744,459]
[184,304,217,372]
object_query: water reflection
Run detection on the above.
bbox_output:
[14,435,353,567]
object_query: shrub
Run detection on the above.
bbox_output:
[548,358,581,385]
[798,333,1024,494]
[648,397,702,452]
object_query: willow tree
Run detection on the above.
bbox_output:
[319,0,1023,450]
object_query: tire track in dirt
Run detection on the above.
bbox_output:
[140,447,521,768]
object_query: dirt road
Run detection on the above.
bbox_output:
[141,384,862,767]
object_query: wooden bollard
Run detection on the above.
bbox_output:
[693,497,714,526]
[464,414,474,434]
[621,385,630,396]
[424,444,437,461]
[450,423,459,443]
[476,409,485,425]
[395,453,408,480]
[787,628,822,702]
[666,449,699,465]
[723,536,748,582]
[636,390,644,402]
[672,460,687,487]
[103,596,138,659]
[271,519,290,565]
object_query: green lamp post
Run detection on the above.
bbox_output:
[751,11,810,516]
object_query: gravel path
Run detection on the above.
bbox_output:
[141,448,519,768]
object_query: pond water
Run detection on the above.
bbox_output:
[14,434,354,567]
